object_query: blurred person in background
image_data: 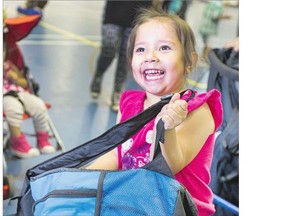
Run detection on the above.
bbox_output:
[17,0,48,16]
[90,0,155,112]
[199,1,230,60]
[162,0,193,20]
[3,40,56,158]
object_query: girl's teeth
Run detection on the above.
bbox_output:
[146,74,164,80]
[143,69,164,80]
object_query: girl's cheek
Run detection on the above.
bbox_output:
[131,62,136,71]
[131,59,141,71]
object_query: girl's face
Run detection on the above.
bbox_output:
[131,18,186,97]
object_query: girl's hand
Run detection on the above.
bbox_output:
[6,68,28,88]
[158,93,188,130]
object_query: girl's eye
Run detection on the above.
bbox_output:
[159,45,171,51]
[135,47,145,53]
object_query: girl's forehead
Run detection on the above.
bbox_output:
[141,17,173,29]
[137,18,176,36]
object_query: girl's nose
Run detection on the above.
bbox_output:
[145,50,158,63]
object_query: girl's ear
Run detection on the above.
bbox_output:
[191,52,198,69]
[186,52,198,73]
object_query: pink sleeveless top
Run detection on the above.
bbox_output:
[3,60,25,95]
[117,89,223,216]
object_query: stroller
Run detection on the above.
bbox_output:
[207,47,239,215]
[3,15,65,198]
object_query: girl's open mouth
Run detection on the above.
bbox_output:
[143,69,164,81]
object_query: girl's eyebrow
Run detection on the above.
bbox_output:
[134,39,176,46]
[158,39,176,45]
[134,41,145,47]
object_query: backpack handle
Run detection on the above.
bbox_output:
[26,89,195,178]
[143,90,195,177]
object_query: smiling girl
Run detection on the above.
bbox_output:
[86,8,223,216]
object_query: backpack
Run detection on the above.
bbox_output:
[3,90,198,216]
[207,48,239,215]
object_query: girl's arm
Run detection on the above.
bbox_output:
[155,94,214,174]
[84,149,118,170]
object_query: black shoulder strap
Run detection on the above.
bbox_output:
[143,91,195,177]
[27,89,193,178]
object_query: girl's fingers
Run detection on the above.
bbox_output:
[169,93,180,103]
[157,92,189,130]
[161,94,188,130]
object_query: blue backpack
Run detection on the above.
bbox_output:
[4,90,198,216]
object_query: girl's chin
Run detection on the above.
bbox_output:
[143,84,185,96]
[143,86,171,95]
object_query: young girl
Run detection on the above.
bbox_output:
[3,40,56,158]
[86,8,223,216]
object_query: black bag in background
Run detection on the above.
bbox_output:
[208,48,239,216]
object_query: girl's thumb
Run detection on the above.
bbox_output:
[170,93,180,103]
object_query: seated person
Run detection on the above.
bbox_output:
[3,40,55,158]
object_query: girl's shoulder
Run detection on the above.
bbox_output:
[120,90,146,101]
[119,90,146,121]
[186,89,223,131]
[186,89,221,109]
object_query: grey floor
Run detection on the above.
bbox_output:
[3,0,239,198]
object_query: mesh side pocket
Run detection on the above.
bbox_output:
[101,169,181,216]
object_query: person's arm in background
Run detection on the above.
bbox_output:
[4,61,28,89]
[224,37,239,52]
